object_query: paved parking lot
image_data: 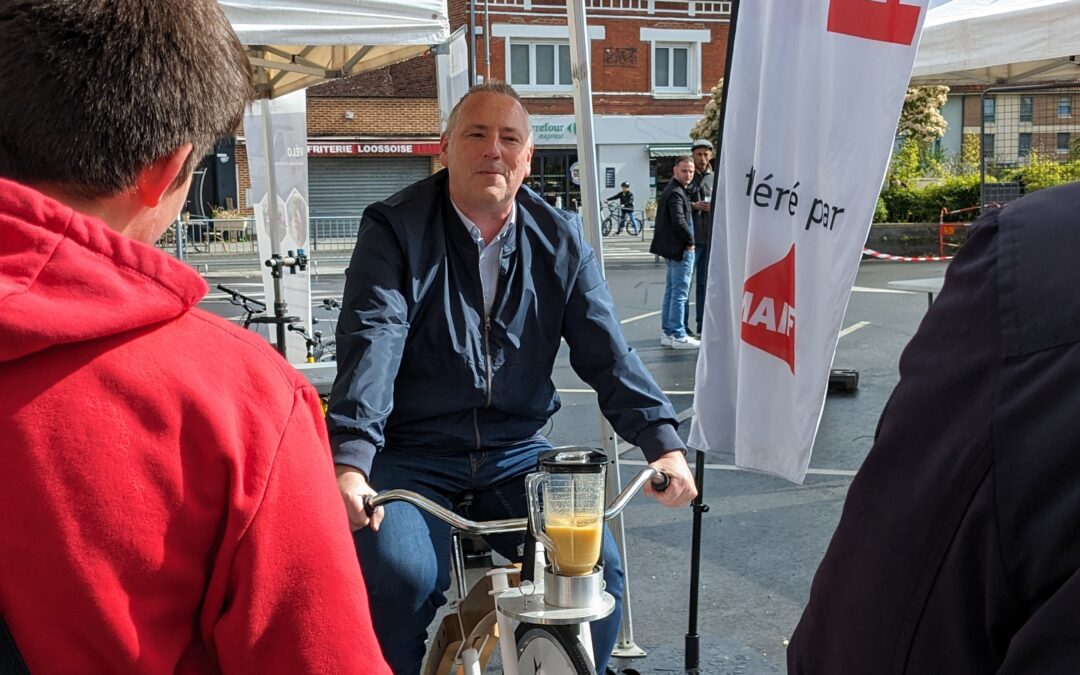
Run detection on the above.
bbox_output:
[199,240,949,674]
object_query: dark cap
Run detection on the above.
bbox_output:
[691,138,714,151]
[620,181,630,187]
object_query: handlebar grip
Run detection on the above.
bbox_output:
[362,496,376,519]
[651,470,670,492]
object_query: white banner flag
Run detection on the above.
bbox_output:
[689,0,929,483]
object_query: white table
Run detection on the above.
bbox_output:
[887,277,945,308]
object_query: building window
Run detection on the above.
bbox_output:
[982,97,995,123]
[1019,96,1033,122]
[508,41,571,91]
[654,43,691,92]
[1059,96,1073,118]
[983,133,995,160]
[1018,132,1032,159]
[1058,132,1071,154]
[640,28,709,97]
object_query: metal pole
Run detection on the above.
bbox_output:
[684,450,709,672]
[468,0,477,86]
[259,99,289,360]
[563,0,648,659]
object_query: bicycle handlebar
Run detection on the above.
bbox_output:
[365,467,668,536]
[216,284,266,311]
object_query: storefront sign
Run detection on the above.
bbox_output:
[531,117,577,145]
[307,142,441,156]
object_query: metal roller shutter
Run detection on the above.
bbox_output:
[308,157,432,218]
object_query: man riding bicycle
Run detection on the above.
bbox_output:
[605,181,639,234]
[329,81,697,675]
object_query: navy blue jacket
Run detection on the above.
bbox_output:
[789,182,1080,674]
[328,170,681,475]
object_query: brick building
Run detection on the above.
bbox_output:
[461,0,731,208]
[207,1,731,220]
[230,57,443,218]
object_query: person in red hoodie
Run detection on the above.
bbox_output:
[0,2,390,673]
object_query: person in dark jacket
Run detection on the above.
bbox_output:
[788,182,1080,674]
[649,156,699,349]
[328,81,698,675]
[687,139,714,335]
[605,181,638,234]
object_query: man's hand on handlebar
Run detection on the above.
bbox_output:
[645,450,698,508]
[336,465,384,532]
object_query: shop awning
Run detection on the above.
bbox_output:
[648,145,692,158]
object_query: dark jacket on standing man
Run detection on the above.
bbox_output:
[649,178,694,261]
[788,182,1080,674]
[689,168,714,246]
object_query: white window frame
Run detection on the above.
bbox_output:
[1059,96,1074,119]
[493,24,604,96]
[1057,132,1071,154]
[640,28,710,98]
[507,40,573,93]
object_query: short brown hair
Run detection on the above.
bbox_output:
[0,0,253,198]
[445,80,532,142]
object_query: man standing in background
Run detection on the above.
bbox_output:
[650,156,699,349]
[688,139,715,336]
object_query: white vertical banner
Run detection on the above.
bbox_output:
[689,0,930,483]
[436,26,470,132]
[243,90,312,364]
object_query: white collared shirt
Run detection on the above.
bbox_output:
[451,201,516,316]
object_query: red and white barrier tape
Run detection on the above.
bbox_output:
[862,247,954,262]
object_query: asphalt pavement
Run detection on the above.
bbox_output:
[197,235,949,674]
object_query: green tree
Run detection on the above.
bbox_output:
[689,79,724,143]
[897,86,949,143]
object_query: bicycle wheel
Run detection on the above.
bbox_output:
[515,624,595,675]
[626,217,641,236]
[601,216,613,236]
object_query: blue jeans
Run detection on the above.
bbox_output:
[618,209,639,233]
[354,438,625,675]
[694,242,709,334]
[662,251,695,338]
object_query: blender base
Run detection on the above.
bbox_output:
[496,589,616,626]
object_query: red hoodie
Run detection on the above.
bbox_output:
[0,179,390,674]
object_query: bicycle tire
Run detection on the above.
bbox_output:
[515,624,595,675]
[626,218,641,236]
[601,217,613,236]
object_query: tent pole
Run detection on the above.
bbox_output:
[564,0,649,660]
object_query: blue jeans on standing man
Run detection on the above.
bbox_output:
[662,251,695,338]
[618,208,639,233]
[354,437,625,675]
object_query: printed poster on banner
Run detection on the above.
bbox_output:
[243,90,313,364]
[689,0,930,483]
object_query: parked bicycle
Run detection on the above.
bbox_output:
[366,450,668,675]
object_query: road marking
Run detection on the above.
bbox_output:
[619,309,661,325]
[838,321,870,338]
[851,285,909,294]
[557,388,693,396]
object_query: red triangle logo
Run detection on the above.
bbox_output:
[741,245,796,373]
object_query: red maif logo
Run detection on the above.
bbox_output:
[741,245,796,373]
[828,0,922,46]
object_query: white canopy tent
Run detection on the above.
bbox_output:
[911,0,1080,85]
[219,0,450,98]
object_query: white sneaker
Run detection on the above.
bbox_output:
[660,334,674,347]
[669,335,701,350]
